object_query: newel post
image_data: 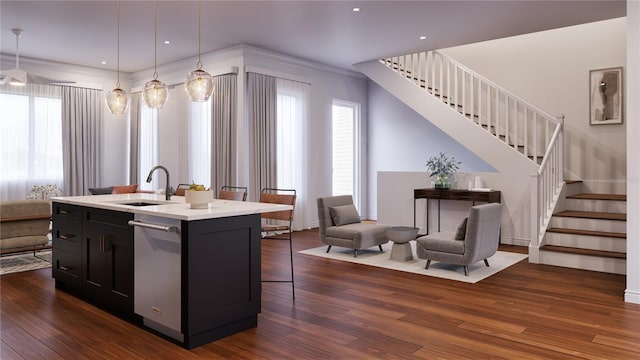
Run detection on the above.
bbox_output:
[529,173,540,263]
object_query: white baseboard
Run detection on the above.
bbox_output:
[625,290,640,304]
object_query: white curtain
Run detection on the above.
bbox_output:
[247,72,277,202]
[138,101,158,190]
[211,73,238,192]
[61,86,102,196]
[129,93,140,185]
[276,78,309,230]
[189,98,212,187]
[0,84,63,200]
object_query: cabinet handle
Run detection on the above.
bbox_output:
[59,265,69,271]
[59,234,74,240]
[59,210,69,214]
[99,235,104,252]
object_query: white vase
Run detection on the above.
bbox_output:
[474,176,483,189]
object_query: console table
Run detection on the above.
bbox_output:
[413,188,501,236]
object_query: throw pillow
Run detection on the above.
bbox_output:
[89,186,114,195]
[329,204,361,226]
[454,217,468,240]
[112,184,138,194]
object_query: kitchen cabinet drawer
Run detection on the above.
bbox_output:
[85,208,131,228]
[52,219,81,255]
[52,249,81,293]
[52,203,82,222]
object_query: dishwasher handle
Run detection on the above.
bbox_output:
[128,220,178,233]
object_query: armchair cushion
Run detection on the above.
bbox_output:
[325,223,388,249]
[417,231,465,254]
[454,217,468,240]
[329,204,361,226]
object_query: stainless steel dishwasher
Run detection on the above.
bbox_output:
[129,214,182,341]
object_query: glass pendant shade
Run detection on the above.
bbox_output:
[143,79,169,109]
[106,87,130,114]
[106,0,129,115]
[185,69,214,101]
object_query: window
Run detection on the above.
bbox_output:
[0,88,62,200]
[332,100,360,205]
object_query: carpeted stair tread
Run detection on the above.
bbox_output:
[553,210,626,221]
[567,193,627,201]
[547,227,626,239]
[540,245,626,259]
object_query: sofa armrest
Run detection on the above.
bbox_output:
[0,214,51,223]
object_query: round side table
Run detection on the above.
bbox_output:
[386,226,419,261]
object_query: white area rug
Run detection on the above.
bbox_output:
[299,242,527,283]
[0,250,52,275]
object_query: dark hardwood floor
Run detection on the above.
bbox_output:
[2,229,640,359]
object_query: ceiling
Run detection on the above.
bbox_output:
[0,1,626,74]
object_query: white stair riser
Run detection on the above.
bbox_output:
[539,251,626,275]
[564,183,583,197]
[565,199,626,213]
[544,232,626,253]
[550,217,626,233]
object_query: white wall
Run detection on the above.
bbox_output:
[441,18,627,194]
[367,82,495,221]
[626,1,640,304]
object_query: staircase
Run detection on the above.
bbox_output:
[356,51,626,274]
[540,180,627,274]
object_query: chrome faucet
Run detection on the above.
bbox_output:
[146,165,171,200]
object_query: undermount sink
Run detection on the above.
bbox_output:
[113,200,177,207]
[121,201,163,207]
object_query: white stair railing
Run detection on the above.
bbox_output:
[382,51,564,251]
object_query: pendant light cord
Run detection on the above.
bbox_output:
[116,0,121,87]
[197,0,202,70]
[153,0,158,80]
[15,31,20,69]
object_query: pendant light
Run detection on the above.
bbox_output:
[142,0,168,109]
[105,0,130,115]
[184,0,213,102]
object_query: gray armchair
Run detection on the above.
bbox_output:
[416,203,502,275]
[317,195,388,257]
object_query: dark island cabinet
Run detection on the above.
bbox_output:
[52,202,135,318]
[82,208,134,316]
[52,203,83,293]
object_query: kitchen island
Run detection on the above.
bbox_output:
[51,193,291,349]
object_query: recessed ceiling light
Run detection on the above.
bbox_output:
[164,40,171,45]
[101,60,107,65]
[352,7,360,12]
[419,35,427,40]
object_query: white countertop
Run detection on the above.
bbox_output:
[51,193,292,221]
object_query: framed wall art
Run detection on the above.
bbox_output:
[589,67,623,125]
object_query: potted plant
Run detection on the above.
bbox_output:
[426,152,461,189]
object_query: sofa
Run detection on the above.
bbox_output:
[0,200,52,255]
